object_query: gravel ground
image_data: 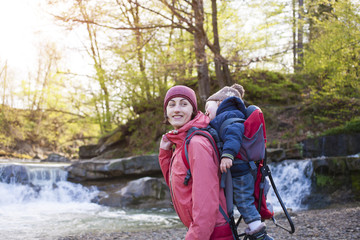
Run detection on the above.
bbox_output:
[59,203,360,240]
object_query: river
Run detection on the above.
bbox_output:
[0,159,313,239]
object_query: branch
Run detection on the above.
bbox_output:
[43,108,88,118]
[232,46,292,67]
[55,15,174,30]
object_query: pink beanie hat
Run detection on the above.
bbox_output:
[163,85,197,113]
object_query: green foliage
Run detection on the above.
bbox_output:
[0,105,99,158]
[299,1,360,132]
[233,69,303,104]
[316,174,335,187]
[323,117,360,136]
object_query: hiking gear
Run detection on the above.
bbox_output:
[207,84,245,102]
[244,225,274,240]
[159,111,229,239]
[210,223,234,240]
[181,106,295,239]
[164,85,197,113]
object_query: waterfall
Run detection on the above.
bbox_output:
[268,159,313,212]
[0,159,315,239]
[0,163,98,204]
[0,161,180,240]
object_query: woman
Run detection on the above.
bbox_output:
[159,85,233,240]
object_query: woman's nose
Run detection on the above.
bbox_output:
[173,103,181,111]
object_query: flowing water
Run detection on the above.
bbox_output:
[0,159,313,239]
[268,159,313,212]
[0,161,180,240]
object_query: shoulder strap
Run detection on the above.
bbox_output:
[182,128,238,238]
[219,117,245,137]
[181,127,220,185]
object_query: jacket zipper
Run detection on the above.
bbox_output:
[169,153,182,220]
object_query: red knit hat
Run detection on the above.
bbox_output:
[164,85,197,113]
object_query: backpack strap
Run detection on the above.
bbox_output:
[181,127,240,239]
[219,118,245,137]
[182,127,220,186]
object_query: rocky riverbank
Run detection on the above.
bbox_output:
[59,203,359,240]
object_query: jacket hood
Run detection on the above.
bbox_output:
[165,111,210,147]
[216,96,246,116]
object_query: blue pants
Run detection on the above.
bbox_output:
[232,171,261,224]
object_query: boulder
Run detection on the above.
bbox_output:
[302,133,360,158]
[312,155,360,175]
[42,153,70,163]
[266,148,286,162]
[78,145,98,159]
[97,177,171,208]
[66,154,161,181]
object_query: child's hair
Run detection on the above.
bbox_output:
[206,84,245,102]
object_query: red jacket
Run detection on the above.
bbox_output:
[159,112,233,240]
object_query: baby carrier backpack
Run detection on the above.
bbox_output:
[181,105,295,240]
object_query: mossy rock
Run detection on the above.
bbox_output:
[351,172,360,200]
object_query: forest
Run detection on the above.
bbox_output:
[0,0,359,159]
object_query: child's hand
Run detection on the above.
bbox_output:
[160,134,173,150]
[220,157,233,173]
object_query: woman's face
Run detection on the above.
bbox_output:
[166,97,194,129]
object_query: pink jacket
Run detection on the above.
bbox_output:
[159,112,232,240]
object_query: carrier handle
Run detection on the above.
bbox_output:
[267,172,296,234]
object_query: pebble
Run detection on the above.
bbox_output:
[59,203,360,240]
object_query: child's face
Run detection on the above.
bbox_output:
[205,100,219,120]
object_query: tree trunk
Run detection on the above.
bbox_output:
[193,0,210,106]
[80,2,112,133]
[0,61,7,106]
[211,0,233,88]
[292,0,297,70]
[133,2,150,100]
[297,0,304,70]
[211,0,225,88]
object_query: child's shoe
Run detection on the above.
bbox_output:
[245,223,274,240]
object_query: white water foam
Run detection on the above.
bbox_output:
[268,159,313,212]
[0,162,180,240]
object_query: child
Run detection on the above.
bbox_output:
[205,84,273,240]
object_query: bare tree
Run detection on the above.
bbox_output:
[0,61,7,106]
[297,0,304,69]
[211,0,232,88]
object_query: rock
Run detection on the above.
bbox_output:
[66,154,161,181]
[42,153,70,162]
[302,133,360,158]
[285,147,303,159]
[98,177,171,208]
[266,148,286,162]
[312,155,360,175]
[78,145,98,159]
[78,127,128,160]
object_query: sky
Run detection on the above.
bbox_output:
[0,1,50,78]
[0,0,90,91]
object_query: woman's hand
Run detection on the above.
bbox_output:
[160,134,173,150]
[220,157,233,173]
